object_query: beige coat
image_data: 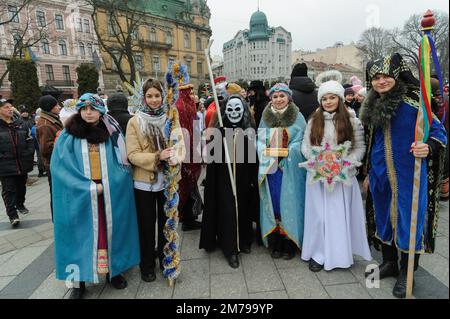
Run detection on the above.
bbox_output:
[126,107,185,184]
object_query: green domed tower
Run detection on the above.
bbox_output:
[249,10,270,41]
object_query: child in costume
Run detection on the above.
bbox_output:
[257,83,307,260]
[51,93,140,299]
[126,78,185,283]
[301,78,372,272]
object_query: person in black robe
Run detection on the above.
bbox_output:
[200,94,258,269]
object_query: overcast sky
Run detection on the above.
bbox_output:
[208,0,449,57]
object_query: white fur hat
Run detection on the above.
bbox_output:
[317,80,345,103]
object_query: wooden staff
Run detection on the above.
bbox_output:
[406,9,437,299]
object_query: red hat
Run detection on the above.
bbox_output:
[214,76,226,84]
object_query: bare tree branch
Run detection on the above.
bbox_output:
[0,1,52,87]
[0,0,32,26]
[86,0,148,86]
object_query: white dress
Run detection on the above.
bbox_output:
[300,110,372,270]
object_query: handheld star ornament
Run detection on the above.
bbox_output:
[299,141,361,192]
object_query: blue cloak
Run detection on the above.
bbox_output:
[51,130,140,283]
[257,109,307,248]
[369,100,447,253]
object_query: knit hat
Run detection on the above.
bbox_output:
[344,87,354,97]
[357,88,367,97]
[269,83,293,99]
[350,75,363,95]
[214,76,227,85]
[76,93,107,115]
[226,83,242,95]
[317,81,345,103]
[18,105,28,113]
[291,63,308,77]
[107,93,128,111]
[38,95,59,112]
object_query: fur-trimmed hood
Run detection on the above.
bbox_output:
[359,80,410,129]
[262,102,299,128]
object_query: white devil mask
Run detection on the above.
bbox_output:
[225,98,244,124]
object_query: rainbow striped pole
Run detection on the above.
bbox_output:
[406,9,441,299]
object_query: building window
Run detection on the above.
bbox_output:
[12,33,21,47]
[55,14,64,30]
[111,51,120,71]
[79,42,85,57]
[168,57,175,66]
[186,60,192,74]
[59,40,67,55]
[83,19,90,33]
[75,18,82,32]
[62,65,71,81]
[8,6,20,23]
[150,28,157,42]
[152,56,160,72]
[87,43,93,57]
[36,11,46,27]
[45,65,54,81]
[197,61,203,76]
[196,37,202,51]
[135,55,143,70]
[41,38,50,54]
[108,21,114,36]
[184,33,191,49]
[165,31,172,45]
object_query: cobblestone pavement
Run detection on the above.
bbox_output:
[0,169,448,299]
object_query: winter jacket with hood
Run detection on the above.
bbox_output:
[0,117,35,176]
[289,76,319,121]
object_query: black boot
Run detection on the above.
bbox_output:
[365,261,399,279]
[255,223,264,246]
[393,270,413,299]
[182,220,202,231]
[282,238,296,260]
[269,233,283,259]
[107,274,128,290]
[141,270,156,283]
[69,282,86,299]
[226,254,239,269]
[309,259,323,272]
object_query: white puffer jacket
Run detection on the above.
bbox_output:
[301,108,366,172]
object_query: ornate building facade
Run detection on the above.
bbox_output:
[0,0,104,99]
[223,10,292,83]
[96,0,212,93]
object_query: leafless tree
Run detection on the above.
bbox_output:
[389,11,449,80]
[0,0,32,26]
[356,27,395,62]
[0,1,52,87]
[86,0,147,86]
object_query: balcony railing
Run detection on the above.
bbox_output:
[138,39,172,50]
[46,80,74,87]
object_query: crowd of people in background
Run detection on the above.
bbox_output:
[0,53,448,299]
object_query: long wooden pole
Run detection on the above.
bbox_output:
[406,9,437,299]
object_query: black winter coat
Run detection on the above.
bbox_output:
[0,118,35,176]
[289,76,319,121]
[108,110,132,135]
